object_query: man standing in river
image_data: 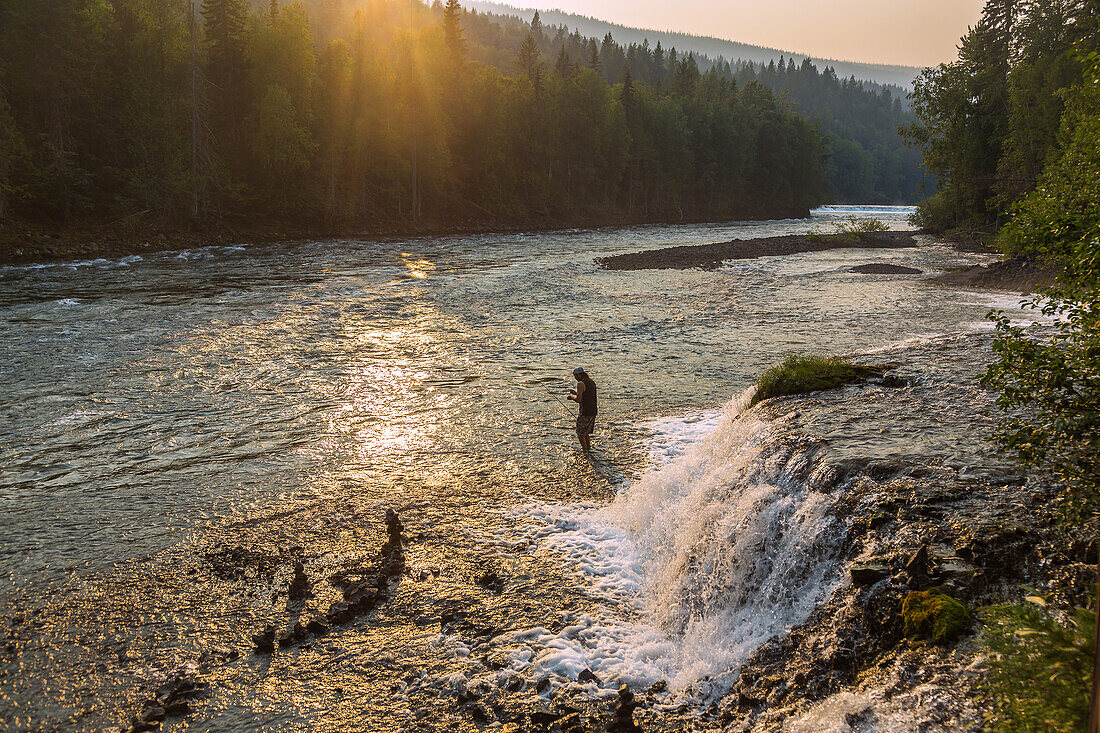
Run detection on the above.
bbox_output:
[568,367,597,452]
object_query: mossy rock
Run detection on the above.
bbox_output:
[901,589,971,642]
[751,355,886,407]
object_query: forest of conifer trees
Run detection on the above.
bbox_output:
[0,0,928,236]
[0,0,828,231]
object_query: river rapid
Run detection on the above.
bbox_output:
[0,207,1036,731]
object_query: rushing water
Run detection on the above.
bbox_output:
[0,207,1035,730]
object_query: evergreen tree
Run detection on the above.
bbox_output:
[201,0,250,174]
[673,54,700,96]
[0,0,835,229]
[443,0,465,63]
[588,39,601,73]
[620,64,634,111]
[516,33,543,93]
[202,0,248,70]
[554,46,573,78]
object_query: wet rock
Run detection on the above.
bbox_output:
[251,625,276,654]
[905,544,931,584]
[158,677,192,703]
[465,702,492,724]
[164,701,189,716]
[141,707,166,724]
[845,707,873,726]
[733,683,763,710]
[305,618,329,635]
[881,373,910,388]
[952,519,1039,579]
[289,562,311,599]
[530,710,559,727]
[853,578,910,654]
[647,679,667,695]
[385,508,404,538]
[936,558,979,583]
[343,582,380,608]
[611,685,642,732]
[559,711,586,732]
[850,263,923,275]
[850,562,890,586]
[277,629,297,648]
[475,570,505,594]
[577,668,600,684]
[484,651,513,670]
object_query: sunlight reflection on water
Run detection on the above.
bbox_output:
[0,207,1037,731]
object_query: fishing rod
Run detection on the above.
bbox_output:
[546,386,627,438]
[549,391,574,417]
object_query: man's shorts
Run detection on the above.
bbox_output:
[576,415,596,436]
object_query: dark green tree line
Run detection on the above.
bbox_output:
[0,0,830,230]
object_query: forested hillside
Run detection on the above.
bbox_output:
[466,1,923,90]
[736,60,928,203]
[441,3,930,203]
[0,0,833,234]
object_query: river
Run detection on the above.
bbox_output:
[0,207,1033,731]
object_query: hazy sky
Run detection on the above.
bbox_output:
[512,0,987,67]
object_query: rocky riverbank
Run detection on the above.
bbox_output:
[597,231,919,270]
[928,254,1059,294]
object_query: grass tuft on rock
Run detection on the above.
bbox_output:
[751,355,884,407]
[902,588,971,642]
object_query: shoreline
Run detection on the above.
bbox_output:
[2,219,1051,296]
[596,230,921,270]
[596,229,1060,294]
[0,209,819,267]
[927,254,1059,294]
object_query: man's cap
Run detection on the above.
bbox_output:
[573,367,586,376]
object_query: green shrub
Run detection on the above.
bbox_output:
[980,597,1095,732]
[910,188,970,233]
[752,355,884,407]
[902,588,971,642]
[806,215,888,243]
[836,215,888,234]
[982,56,1100,523]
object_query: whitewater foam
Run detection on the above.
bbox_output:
[500,388,846,699]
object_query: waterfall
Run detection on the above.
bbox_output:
[508,389,847,696]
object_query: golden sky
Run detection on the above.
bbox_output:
[515,0,987,67]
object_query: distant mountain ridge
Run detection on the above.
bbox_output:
[466,1,924,90]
